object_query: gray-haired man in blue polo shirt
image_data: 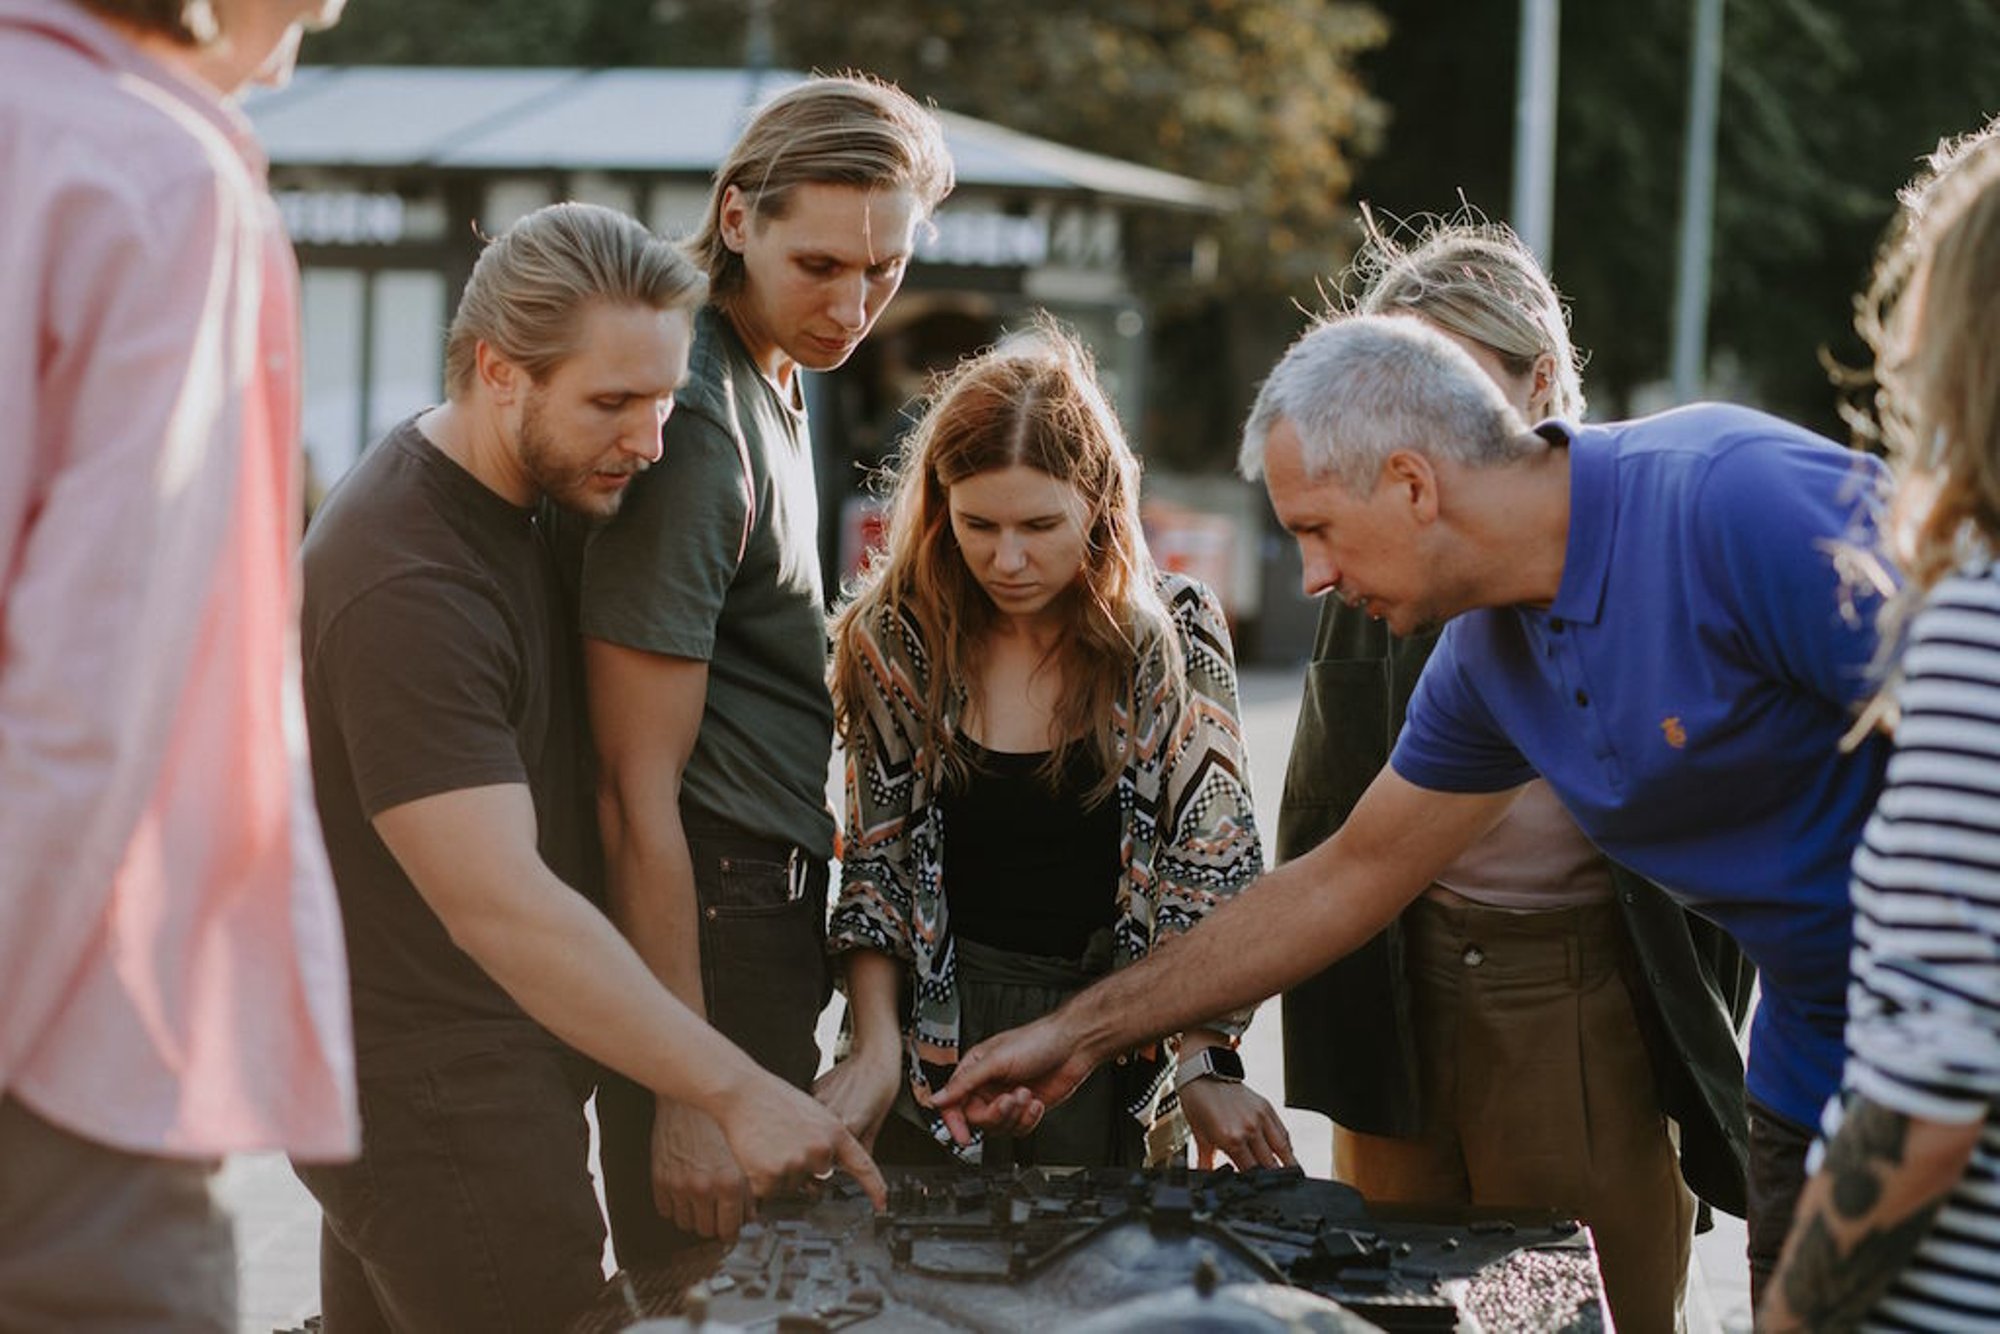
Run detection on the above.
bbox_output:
[935,313,1892,1303]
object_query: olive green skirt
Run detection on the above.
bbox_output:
[878,928,1147,1170]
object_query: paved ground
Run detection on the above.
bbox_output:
[220,665,1754,1332]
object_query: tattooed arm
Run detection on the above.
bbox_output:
[1757,1098,1984,1332]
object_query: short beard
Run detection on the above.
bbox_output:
[518,389,623,520]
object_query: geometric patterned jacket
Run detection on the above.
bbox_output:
[827,570,1264,1160]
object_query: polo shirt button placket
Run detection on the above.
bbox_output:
[1462,944,1485,968]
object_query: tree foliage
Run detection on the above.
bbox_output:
[748,0,1388,294]
[309,0,1389,468]
[316,0,1387,294]
[1353,0,2000,434]
[306,0,2000,446]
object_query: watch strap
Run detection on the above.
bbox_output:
[1173,1045,1245,1093]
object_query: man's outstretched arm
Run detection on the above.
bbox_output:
[374,783,885,1208]
[1758,1098,1981,1332]
[934,767,1520,1134]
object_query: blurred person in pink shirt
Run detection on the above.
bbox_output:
[0,1,355,1330]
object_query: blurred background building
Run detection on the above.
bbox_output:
[249,67,1270,623]
[275,0,2000,661]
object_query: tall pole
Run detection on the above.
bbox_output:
[742,0,776,109]
[744,0,774,73]
[1671,0,1725,402]
[1511,0,1560,266]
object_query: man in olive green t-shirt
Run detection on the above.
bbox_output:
[578,75,953,1262]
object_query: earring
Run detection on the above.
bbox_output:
[183,0,220,41]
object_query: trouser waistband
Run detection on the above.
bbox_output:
[1406,889,1626,986]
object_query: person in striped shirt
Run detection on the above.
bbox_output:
[1763,117,2000,1331]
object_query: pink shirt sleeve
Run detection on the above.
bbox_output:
[0,130,242,1050]
[0,14,355,1157]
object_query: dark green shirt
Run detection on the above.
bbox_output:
[577,304,836,858]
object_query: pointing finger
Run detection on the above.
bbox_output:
[941,1103,974,1147]
[837,1129,887,1210]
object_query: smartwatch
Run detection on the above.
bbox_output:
[1173,1045,1245,1093]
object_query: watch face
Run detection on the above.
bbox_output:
[1208,1047,1245,1081]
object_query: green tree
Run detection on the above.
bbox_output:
[738,0,1393,469]
[307,1,1389,469]
[305,0,601,64]
[1352,0,2000,435]
[313,0,1385,289]
[745,1,1388,293]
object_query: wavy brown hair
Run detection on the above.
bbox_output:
[1863,118,2000,676]
[831,320,1178,803]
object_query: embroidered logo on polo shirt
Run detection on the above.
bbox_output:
[1660,716,1688,749]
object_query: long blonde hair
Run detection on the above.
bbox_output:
[1348,205,1587,421]
[831,320,1178,803]
[1864,118,2000,657]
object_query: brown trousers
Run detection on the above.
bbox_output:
[1332,892,1694,1334]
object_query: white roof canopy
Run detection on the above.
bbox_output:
[249,66,1233,212]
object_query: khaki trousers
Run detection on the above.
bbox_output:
[1333,892,1694,1334]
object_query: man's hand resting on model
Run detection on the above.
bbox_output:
[931,1010,1093,1145]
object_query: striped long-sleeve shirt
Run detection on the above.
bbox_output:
[1841,566,2000,1330]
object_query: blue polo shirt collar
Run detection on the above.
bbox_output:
[1547,421,1615,627]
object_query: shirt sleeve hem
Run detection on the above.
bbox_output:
[360,764,533,820]
[1387,751,1534,794]
[1846,1060,1999,1127]
[578,614,716,663]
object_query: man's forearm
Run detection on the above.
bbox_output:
[602,795,706,1012]
[1066,845,1411,1067]
[935,772,1516,1131]
[460,864,745,1107]
[380,787,759,1113]
[585,641,714,1024]
[1761,1098,1983,1331]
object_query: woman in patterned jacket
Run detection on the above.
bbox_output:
[816,321,1292,1170]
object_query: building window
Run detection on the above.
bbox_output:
[301,267,446,501]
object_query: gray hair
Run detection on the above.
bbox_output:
[1239,314,1531,490]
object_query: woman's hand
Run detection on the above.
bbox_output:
[811,1046,903,1151]
[1180,1077,1296,1171]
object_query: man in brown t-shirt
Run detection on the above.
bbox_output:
[296,202,881,1330]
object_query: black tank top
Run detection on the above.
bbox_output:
[938,739,1121,958]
